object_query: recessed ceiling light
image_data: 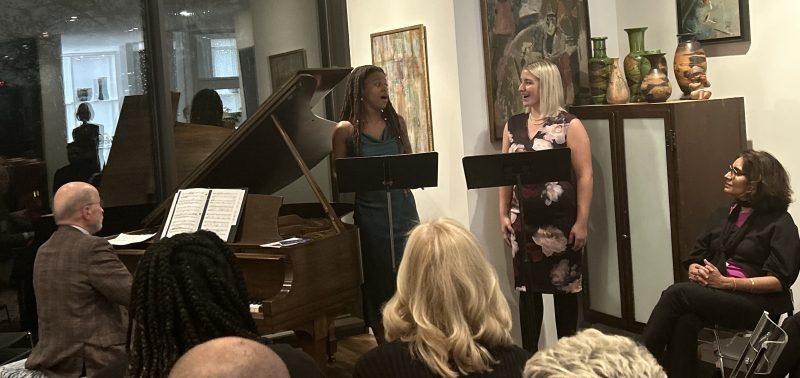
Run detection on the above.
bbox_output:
[179,10,194,17]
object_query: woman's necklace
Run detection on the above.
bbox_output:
[528,113,545,137]
[528,112,544,123]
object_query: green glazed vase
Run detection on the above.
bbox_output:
[589,37,612,104]
[623,27,649,102]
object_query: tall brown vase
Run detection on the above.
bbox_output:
[624,27,649,102]
[640,52,672,103]
[606,58,629,104]
[673,33,711,100]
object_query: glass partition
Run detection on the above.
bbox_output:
[0,0,347,333]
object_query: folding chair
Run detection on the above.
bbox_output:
[0,332,33,365]
[719,311,789,378]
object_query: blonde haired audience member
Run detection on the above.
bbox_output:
[524,329,666,378]
[353,218,530,378]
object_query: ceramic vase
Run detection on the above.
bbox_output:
[606,58,629,104]
[673,33,712,100]
[588,37,612,104]
[640,52,672,103]
[623,27,649,102]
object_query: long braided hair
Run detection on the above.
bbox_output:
[339,65,411,156]
[128,230,259,377]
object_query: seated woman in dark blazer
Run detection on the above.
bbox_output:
[642,149,800,378]
[353,218,530,378]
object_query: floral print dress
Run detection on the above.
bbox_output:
[507,110,582,294]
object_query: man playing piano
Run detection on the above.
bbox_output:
[25,182,132,377]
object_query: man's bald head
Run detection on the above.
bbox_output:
[53,182,103,233]
[168,337,290,378]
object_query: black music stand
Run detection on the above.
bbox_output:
[462,148,572,269]
[336,152,438,271]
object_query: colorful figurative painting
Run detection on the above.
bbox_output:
[677,0,750,44]
[481,0,592,140]
[371,24,434,153]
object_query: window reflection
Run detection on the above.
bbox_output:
[0,0,334,209]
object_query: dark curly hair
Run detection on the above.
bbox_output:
[739,149,793,212]
[127,230,259,377]
[338,65,410,156]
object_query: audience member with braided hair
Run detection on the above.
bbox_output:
[353,219,530,377]
[332,65,419,344]
[101,230,322,378]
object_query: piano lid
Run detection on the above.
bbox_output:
[143,67,352,227]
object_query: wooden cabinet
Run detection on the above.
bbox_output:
[569,97,747,331]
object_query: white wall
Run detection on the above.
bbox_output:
[346,0,550,346]
[347,0,800,345]
[611,0,800,312]
[453,0,522,344]
[248,0,333,203]
[587,0,621,58]
[346,0,470,225]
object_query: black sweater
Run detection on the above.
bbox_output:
[683,206,800,314]
[353,341,531,378]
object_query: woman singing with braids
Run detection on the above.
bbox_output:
[333,65,420,345]
[97,231,322,378]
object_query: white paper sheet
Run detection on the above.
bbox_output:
[108,232,157,246]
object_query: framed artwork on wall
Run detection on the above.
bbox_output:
[371,24,434,153]
[677,0,750,44]
[268,48,307,92]
[481,0,592,141]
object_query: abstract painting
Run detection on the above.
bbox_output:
[481,0,592,140]
[371,24,434,153]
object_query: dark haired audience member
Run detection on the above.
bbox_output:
[125,230,322,378]
[642,150,800,378]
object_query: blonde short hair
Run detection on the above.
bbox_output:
[524,329,666,378]
[522,60,564,118]
[382,218,514,378]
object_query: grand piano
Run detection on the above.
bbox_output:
[106,67,361,366]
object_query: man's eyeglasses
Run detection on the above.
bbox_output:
[727,165,745,177]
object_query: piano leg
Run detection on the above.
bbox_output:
[295,315,336,368]
[327,320,338,362]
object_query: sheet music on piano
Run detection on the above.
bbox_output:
[161,188,247,242]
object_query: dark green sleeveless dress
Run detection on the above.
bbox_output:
[348,127,419,328]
